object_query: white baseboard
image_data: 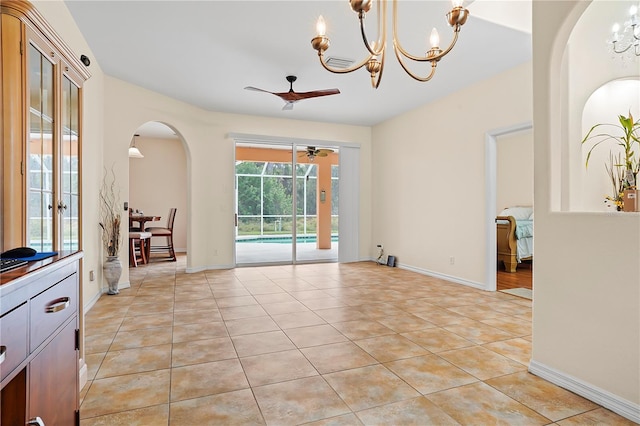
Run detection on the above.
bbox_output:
[529,359,640,423]
[397,262,486,290]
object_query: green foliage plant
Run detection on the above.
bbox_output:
[582,111,640,197]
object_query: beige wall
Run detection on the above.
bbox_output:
[532,0,640,412]
[372,62,533,286]
[497,129,534,212]
[33,1,105,307]
[129,136,188,251]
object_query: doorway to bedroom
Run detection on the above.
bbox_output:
[495,128,533,296]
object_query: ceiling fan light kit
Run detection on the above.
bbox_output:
[311,0,469,88]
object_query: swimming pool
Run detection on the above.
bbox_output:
[237,235,338,244]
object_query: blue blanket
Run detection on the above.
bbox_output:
[515,220,533,239]
[5,252,58,261]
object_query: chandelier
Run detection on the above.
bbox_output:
[610,4,639,58]
[310,0,469,89]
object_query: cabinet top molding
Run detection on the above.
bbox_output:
[1,0,91,81]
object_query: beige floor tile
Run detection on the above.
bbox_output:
[110,327,173,351]
[443,321,516,344]
[80,370,170,419]
[225,315,279,336]
[401,327,474,352]
[411,308,470,326]
[119,313,173,331]
[85,352,106,381]
[354,334,430,363]
[80,404,169,425]
[486,372,599,422]
[314,307,368,323]
[253,292,297,304]
[169,388,265,425]
[219,304,268,320]
[253,376,351,425]
[301,341,378,374]
[170,359,249,402]
[84,331,117,354]
[96,344,172,379]
[171,336,237,367]
[438,346,527,381]
[304,413,363,426]
[447,304,510,320]
[212,287,251,298]
[426,382,550,425]
[261,300,310,315]
[483,337,532,366]
[172,308,222,325]
[331,319,395,340]
[385,354,478,395]
[172,298,215,312]
[481,316,532,336]
[231,330,296,357]
[284,324,348,348]
[240,349,318,386]
[271,310,327,329]
[323,364,420,411]
[215,295,259,308]
[557,407,638,425]
[355,396,459,425]
[289,289,331,301]
[375,313,437,333]
[172,321,228,343]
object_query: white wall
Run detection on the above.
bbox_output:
[129,135,188,252]
[372,62,533,286]
[497,129,534,212]
[532,0,640,418]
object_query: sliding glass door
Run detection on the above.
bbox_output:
[235,142,339,265]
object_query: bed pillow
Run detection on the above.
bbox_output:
[499,206,533,220]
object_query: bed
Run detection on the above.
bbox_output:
[496,206,533,273]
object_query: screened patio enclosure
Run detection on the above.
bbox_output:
[235,144,339,265]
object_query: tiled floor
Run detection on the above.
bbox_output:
[80,256,634,425]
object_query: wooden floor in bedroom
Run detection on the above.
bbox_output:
[497,259,533,291]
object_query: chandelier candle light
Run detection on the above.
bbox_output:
[611,4,639,58]
[311,0,469,88]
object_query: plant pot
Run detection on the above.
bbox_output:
[103,255,122,295]
[623,189,640,212]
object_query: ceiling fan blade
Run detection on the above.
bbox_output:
[244,86,274,94]
[316,149,334,155]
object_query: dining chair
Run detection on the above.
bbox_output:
[145,208,177,261]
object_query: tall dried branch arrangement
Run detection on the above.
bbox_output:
[99,167,122,257]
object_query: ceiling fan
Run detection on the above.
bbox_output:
[244,75,340,110]
[298,146,334,161]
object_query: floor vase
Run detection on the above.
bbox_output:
[103,255,122,295]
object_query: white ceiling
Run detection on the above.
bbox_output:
[64,0,532,134]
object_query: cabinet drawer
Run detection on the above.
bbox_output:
[0,302,28,382]
[30,274,77,351]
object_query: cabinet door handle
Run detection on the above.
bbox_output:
[27,417,45,426]
[0,345,6,364]
[45,297,70,313]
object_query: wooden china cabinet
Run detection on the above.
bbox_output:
[1,1,89,425]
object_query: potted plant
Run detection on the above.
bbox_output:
[99,168,122,294]
[582,111,640,211]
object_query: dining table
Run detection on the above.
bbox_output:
[129,213,162,231]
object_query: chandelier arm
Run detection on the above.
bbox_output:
[613,41,637,54]
[358,1,385,57]
[371,47,385,89]
[395,29,460,63]
[317,51,372,74]
[393,43,438,82]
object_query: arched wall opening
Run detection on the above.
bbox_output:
[128,121,189,262]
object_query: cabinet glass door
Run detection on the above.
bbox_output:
[61,76,80,252]
[27,44,55,252]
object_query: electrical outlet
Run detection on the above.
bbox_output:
[89,270,95,281]
[449,256,455,265]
